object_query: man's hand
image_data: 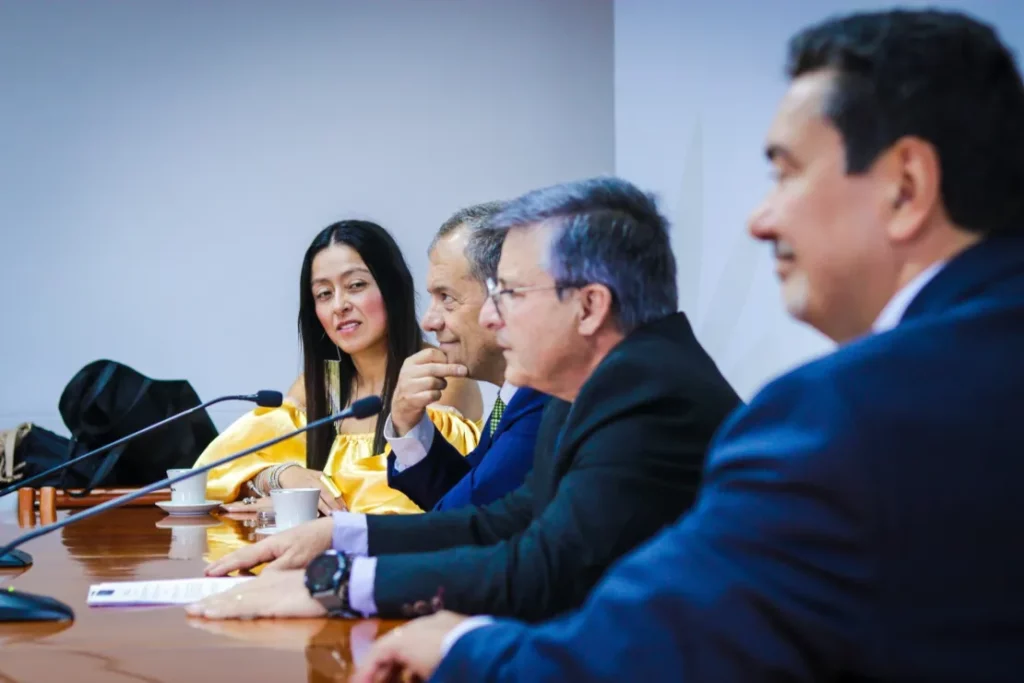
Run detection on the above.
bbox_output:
[391,349,468,436]
[349,611,470,683]
[278,466,347,515]
[185,569,325,620]
[204,517,334,576]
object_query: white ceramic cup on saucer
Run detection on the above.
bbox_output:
[270,488,320,530]
[168,469,208,504]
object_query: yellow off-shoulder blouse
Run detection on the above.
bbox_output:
[192,400,481,515]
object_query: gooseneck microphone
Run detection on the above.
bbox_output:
[0,395,383,623]
[0,390,284,500]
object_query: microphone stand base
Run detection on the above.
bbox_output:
[0,548,32,568]
[0,588,75,622]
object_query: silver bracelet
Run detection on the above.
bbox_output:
[268,462,299,491]
[247,469,270,497]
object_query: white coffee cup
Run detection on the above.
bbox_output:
[168,469,207,504]
[270,488,320,530]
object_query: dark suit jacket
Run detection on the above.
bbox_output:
[436,236,1024,682]
[367,312,741,620]
[386,387,549,511]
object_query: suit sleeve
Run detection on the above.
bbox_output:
[434,407,543,511]
[372,397,709,621]
[432,371,871,682]
[386,429,474,511]
[367,473,537,555]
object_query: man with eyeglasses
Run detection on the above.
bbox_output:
[186,177,741,624]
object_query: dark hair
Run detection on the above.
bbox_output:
[431,201,507,284]
[787,9,1024,236]
[488,176,677,333]
[298,220,423,469]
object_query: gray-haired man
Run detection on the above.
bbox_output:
[383,202,552,511]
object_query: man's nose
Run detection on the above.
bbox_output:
[421,304,443,332]
[479,296,502,330]
[747,197,777,242]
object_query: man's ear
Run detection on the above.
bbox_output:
[576,284,615,336]
[882,135,942,243]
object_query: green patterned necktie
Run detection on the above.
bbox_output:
[488,396,506,437]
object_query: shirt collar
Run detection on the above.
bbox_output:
[498,382,519,406]
[872,261,947,333]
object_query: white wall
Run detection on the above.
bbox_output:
[614,0,1024,400]
[8,0,1021,434]
[0,0,614,433]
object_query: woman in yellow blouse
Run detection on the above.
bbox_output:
[192,220,481,515]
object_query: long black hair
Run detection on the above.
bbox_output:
[298,220,422,470]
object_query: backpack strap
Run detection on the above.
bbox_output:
[72,362,121,439]
[78,443,128,495]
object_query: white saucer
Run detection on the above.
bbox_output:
[254,526,287,536]
[155,500,220,516]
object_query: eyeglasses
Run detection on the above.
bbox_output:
[485,278,581,321]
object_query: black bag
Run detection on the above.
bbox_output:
[54,360,219,491]
[4,423,74,487]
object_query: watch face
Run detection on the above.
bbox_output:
[306,552,342,593]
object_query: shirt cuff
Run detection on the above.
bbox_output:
[331,511,369,556]
[347,556,378,616]
[384,413,435,472]
[440,615,496,656]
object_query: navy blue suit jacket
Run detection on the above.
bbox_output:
[436,236,1024,682]
[387,388,548,511]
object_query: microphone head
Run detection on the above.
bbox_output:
[254,390,284,408]
[350,395,383,419]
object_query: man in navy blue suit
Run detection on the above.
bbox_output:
[383,202,549,511]
[353,9,1024,682]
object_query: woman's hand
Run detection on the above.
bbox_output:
[277,466,347,515]
[220,497,273,514]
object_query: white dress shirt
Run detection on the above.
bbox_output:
[872,261,946,333]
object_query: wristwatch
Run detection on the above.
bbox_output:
[304,549,359,618]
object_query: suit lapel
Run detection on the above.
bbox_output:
[532,399,574,496]
[476,418,493,453]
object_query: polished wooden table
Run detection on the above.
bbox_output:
[0,505,401,682]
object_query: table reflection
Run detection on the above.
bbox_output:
[187,616,397,681]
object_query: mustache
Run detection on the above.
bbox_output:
[772,241,795,259]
